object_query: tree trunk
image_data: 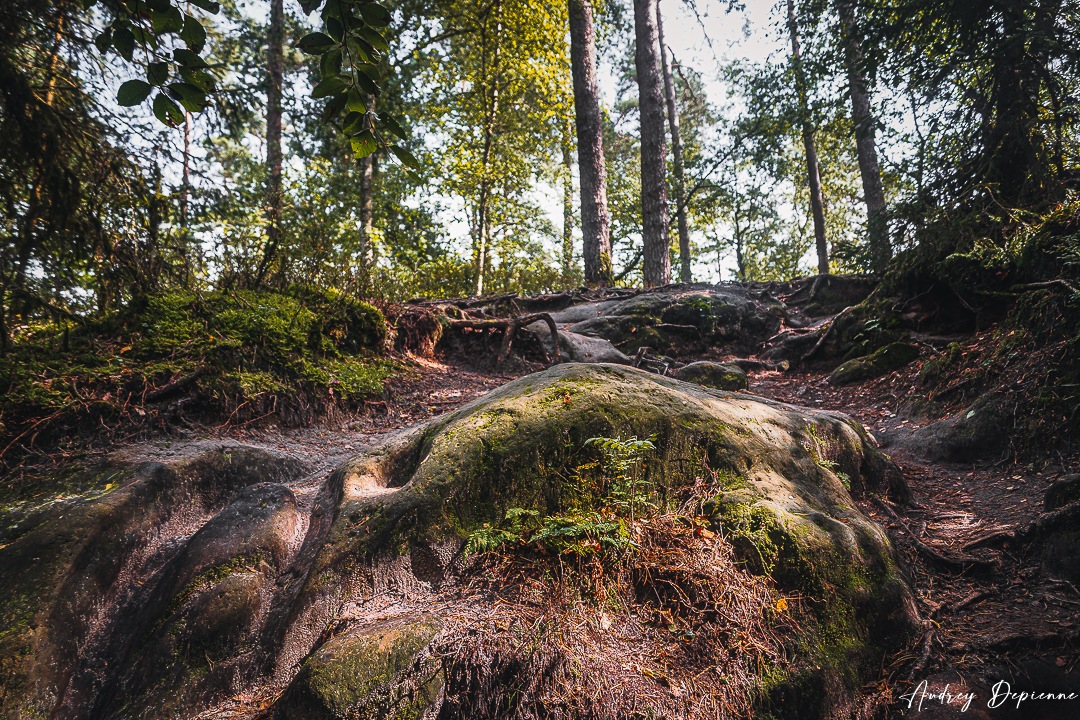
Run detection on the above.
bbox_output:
[656,4,690,283]
[787,0,828,276]
[256,0,284,287]
[181,111,191,233]
[837,0,888,271]
[473,3,503,297]
[567,0,612,287]
[562,123,575,283]
[634,0,670,287]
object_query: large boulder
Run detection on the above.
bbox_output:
[879,392,1013,463]
[674,360,749,390]
[829,341,920,386]
[1,365,918,720]
[565,288,783,356]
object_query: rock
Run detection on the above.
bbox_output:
[526,323,632,365]
[879,392,1013,463]
[274,618,443,720]
[829,341,920,386]
[1043,531,1080,584]
[0,366,918,720]
[566,287,782,356]
[1045,474,1080,511]
[674,361,748,390]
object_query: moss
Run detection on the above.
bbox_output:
[829,342,920,386]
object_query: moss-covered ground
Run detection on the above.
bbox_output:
[0,287,394,471]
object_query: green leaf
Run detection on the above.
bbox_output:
[295,32,336,54]
[93,30,112,54]
[113,27,135,61]
[180,14,207,52]
[146,62,169,86]
[358,3,392,27]
[83,0,98,9]
[390,144,420,170]
[354,71,380,96]
[382,114,406,139]
[188,0,220,12]
[311,76,349,99]
[320,48,343,78]
[346,36,375,64]
[343,111,365,135]
[152,92,184,126]
[346,88,367,113]
[404,169,422,183]
[326,16,344,42]
[357,63,381,81]
[173,48,209,68]
[179,65,216,92]
[130,26,158,49]
[144,0,172,11]
[357,27,388,52]
[351,130,378,158]
[322,93,347,121]
[117,79,153,106]
[178,66,215,92]
[167,82,208,112]
[150,6,184,34]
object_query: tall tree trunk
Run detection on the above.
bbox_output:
[656,4,690,283]
[787,0,828,276]
[181,111,191,233]
[473,2,503,297]
[567,0,612,287]
[562,122,575,283]
[256,0,284,287]
[358,93,375,279]
[837,0,888,271]
[634,0,670,287]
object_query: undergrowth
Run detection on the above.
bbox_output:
[447,443,797,720]
[0,288,393,472]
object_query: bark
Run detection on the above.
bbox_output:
[656,4,690,283]
[838,0,888,270]
[786,0,828,276]
[473,2,503,297]
[256,0,285,287]
[358,155,375,275]
[181,111,191,233]
[634,0,670,287]
[567,0,612,287]
[562,126,574,282]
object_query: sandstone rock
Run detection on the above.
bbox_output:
[674,361,748,390]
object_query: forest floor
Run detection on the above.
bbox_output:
[27,345,1080,718]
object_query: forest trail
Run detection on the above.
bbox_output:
[172,344,1080,719]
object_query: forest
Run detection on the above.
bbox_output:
[2,0,1080,718]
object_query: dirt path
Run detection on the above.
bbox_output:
[751,366,1080,719]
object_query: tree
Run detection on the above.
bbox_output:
[568,0,613,286]
[633,0,670,287]
[786,0,828,275]
[656,2,689,282]
[837,0,888,271]
[255,0,285,285]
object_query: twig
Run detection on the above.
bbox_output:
[908,629,934,681]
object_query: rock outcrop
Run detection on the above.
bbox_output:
[1,364,917,720]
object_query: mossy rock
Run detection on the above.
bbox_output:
[1045,474,1080,512]
[880,391,1013,463]
[674,361,749,390]
[0,443,310,720]
[292,363,916,718]
[566,288,782,355]
[829,342,920,386]
[275,618,443,720]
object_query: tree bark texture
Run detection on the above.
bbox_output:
[787,0,828,276]
[567,0,613,287]
[838,0,888,271]
[358,93,375,276]
[257,0,284,286]
[656,4,690,283]
[473,2,503,297]
[562,125,575,281]
[181,111,191,232]
[634,0,670,287]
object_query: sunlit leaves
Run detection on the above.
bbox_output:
[351,131,378,157]
[146,62,169,85]
[180,14,206,52]
[311,76,350,99]
[296,32,337,54]
[359,3,392,27]
[167,82,208,112]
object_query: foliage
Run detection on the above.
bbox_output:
[465,434,656,558]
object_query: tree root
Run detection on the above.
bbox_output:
[871,497,997,573]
